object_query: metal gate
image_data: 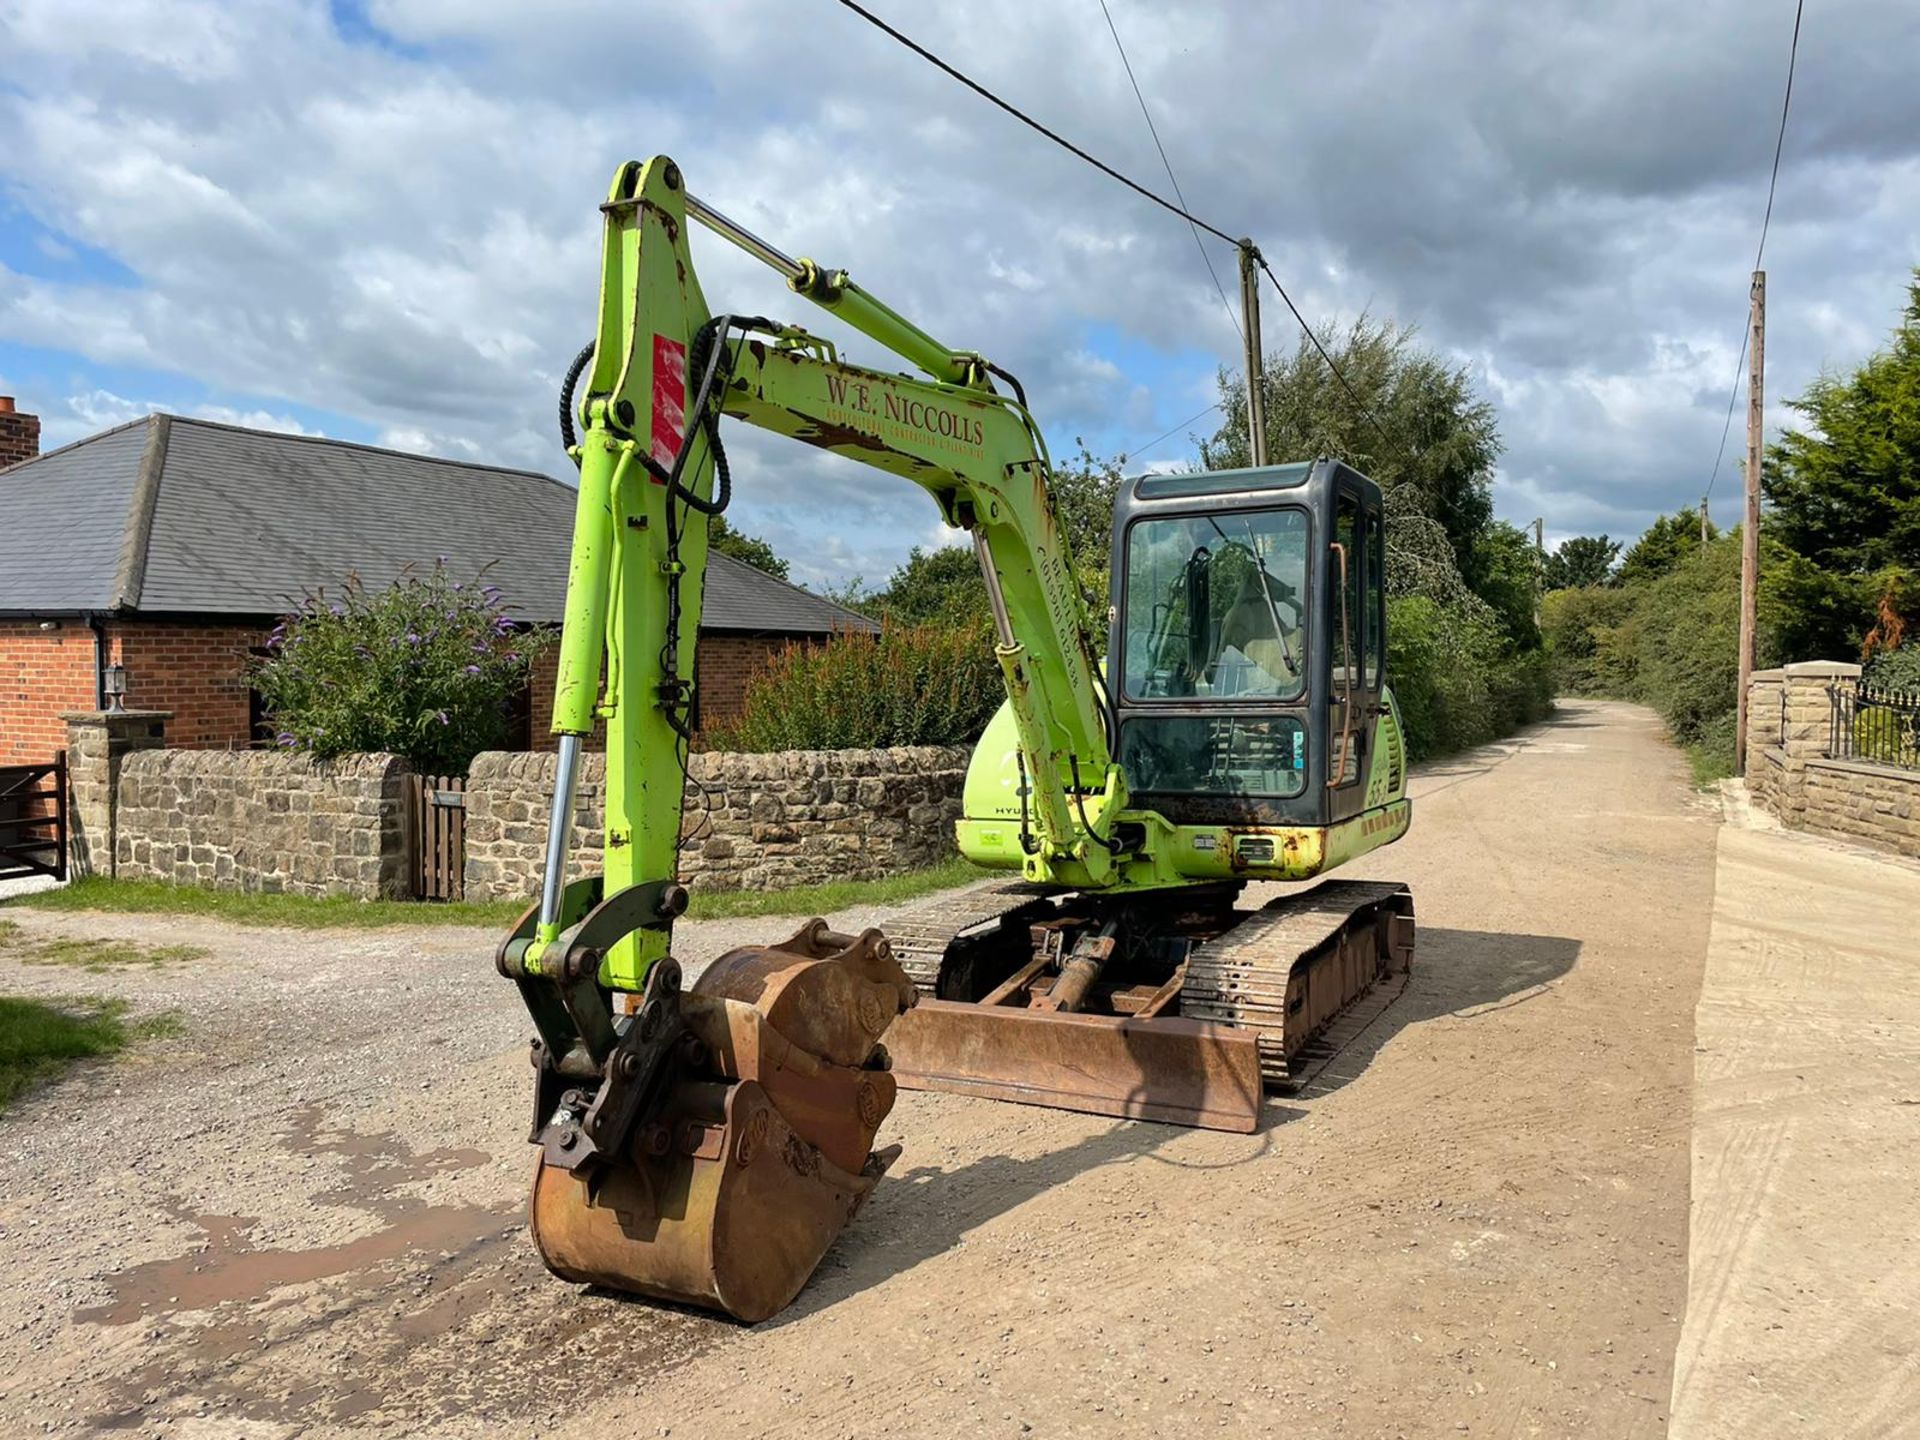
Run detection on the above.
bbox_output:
[0,754,67,883]
[411,772,466,900]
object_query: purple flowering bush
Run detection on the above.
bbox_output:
[251,563,548,774]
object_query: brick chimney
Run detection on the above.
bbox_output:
[0,397,41,468]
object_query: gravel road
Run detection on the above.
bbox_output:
[0,699,1721,1439]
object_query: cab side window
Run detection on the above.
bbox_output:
[1364,507,1385,690]
[1334,494,1361,685]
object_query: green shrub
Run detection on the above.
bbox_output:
[1853,705,1920,766]
[710,623,1003,752]
[1689,710,1740,785]
[1387,596,1550,762]
[719,602,1547,764]
[1541,585,1637,695]
[251,563,545,774]
[1864,645,1920,692]
[1620,537,1799,749]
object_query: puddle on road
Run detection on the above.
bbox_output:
[80,1107,501,1326]
[69,1104,726,1433]
[76,1202,515,1326]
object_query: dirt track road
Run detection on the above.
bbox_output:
[0,699,1721,1439]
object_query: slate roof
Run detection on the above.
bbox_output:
[0,414,876,634]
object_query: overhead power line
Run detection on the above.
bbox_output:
[1751,0,1804,276]
[1706,0,1805,505]
[1130,401,1226,462]
[1254,254,1390,444]
[829,0,1391,452]
[831,0,1237,245]
[1096,0,1242,344]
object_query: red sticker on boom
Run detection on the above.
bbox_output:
[650,334,687,475]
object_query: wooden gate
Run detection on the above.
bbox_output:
[0,754,67,883]
[411,773,466,900]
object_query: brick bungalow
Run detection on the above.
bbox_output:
[0,400,874,763]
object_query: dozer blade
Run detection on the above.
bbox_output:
[884,1002,1264,1134]
[526,921,916,1323]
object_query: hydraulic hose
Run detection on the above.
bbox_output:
[558,341,594,453]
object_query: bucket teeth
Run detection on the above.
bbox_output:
[525,922,915,1322]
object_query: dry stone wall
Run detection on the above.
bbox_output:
[59,708,970,905]
[463,746,971,901]
[112,750,413,898]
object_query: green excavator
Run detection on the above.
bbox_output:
[497,156,1413,1322]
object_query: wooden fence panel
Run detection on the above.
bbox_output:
[411,773,466,900]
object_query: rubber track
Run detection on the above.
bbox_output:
[1181,880,1413,1090]
[884,882,1055,995]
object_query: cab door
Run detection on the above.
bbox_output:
[1326,480,1385,824]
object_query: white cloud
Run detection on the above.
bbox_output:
[60,388,320,442]
[0,0,1915,578]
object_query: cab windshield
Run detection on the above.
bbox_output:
[1121,507,1309,703]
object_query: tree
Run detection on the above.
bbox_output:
[1202,315,1501,585]
[1617,512,1714,586]
[1543,535,1620,590]
[1470,520,1543,650]
[1765,272,1920,578]
[1760,269,1920,664]
[810,445,1123,631]
[872,544,990,624]
[1540,583,1637,694]
[252,563,545,774]
[1049,442,1125,609]
[706,515,790,580]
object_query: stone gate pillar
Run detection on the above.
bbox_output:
[61,710,170,878]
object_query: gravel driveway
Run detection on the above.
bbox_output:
[0,701,1722,1439]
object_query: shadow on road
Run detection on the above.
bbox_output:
[1293,926,1582,1099]
[770,1105,1288,1326]
[765,923,1581,1321]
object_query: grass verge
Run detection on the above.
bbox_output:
[1686,740,1737,788]
[0,996,182,1115]
[0,917,210,973]
[0,857,993,932]
[684,857,990,920]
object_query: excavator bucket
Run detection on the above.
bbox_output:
[526,921,916,1323]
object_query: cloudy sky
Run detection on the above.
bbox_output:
[1,0,1916,586]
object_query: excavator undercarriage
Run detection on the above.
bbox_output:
[884,879,1415,1133]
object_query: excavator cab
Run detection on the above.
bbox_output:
[1110,457,1391,834]
[948,455,1404,883]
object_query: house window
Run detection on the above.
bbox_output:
[503,680,533,750]
[247,647,276,747]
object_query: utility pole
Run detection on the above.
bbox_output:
[1700,497,1710,545]
[1238,241,1268,467]
[1736,270,1765,775]
[1532,517,1545,621]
